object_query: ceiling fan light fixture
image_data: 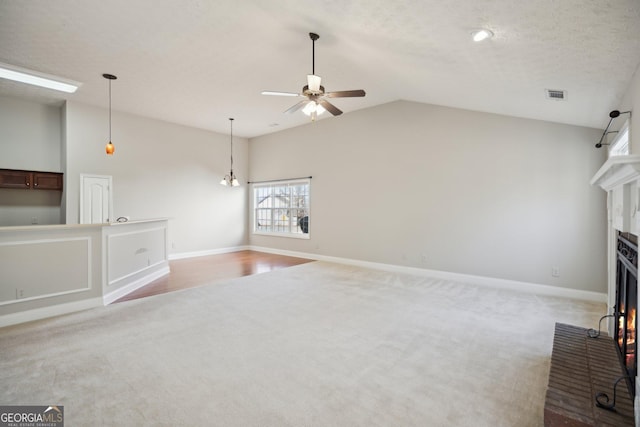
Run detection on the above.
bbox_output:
[302,101,325,116]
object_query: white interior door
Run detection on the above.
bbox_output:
[80,174,113,224]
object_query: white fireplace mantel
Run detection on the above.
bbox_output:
[591,154,640,191]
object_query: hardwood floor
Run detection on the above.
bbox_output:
[114,250,314,303]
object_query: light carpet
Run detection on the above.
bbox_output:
[0,261,605,426]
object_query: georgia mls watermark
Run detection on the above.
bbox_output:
[0,406,63,427]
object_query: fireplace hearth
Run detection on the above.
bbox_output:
[543,234,639,426]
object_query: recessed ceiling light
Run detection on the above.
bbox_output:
[471,29,494,42]
[0,61,80,93]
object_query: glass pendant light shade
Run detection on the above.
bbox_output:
[302,102,326,121]
[302,102,315,116]
[105,141,115,155]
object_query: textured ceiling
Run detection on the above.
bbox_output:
[1,0,639,138]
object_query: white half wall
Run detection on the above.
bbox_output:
[64,101,249,255]
[249,100,608,293]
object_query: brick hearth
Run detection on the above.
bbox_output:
[545,323,634,426]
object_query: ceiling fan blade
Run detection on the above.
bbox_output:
[326,89,366,98]
[319,99,343,116]
[262,91,300,97]
[284,100,309,114]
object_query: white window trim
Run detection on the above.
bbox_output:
[251,178,311,239]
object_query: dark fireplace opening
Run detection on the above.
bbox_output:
[615,232,638,398]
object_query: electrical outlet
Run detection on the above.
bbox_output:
[421,254,428,263]
[16,289,25,299]
[551,266,560,278]
[31,217,38,224]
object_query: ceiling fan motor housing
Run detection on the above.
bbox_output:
[302,84,325,98]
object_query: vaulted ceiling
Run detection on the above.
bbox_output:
[1,0,639,138]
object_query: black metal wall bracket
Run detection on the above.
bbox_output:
[595,375,631,411]
[595,110,631,148]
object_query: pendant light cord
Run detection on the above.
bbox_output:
[229,118,234,173]
[108,79,112,142]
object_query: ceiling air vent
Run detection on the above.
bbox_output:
[546,89,567,100]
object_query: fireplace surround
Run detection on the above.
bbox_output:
[615,232,638,398]
[590,154,640,424]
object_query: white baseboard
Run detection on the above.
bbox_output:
[0,297,104,328]
[103,266,171,305]
[169,245,250,260]
[249,246,607,303]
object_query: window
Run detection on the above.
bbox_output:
[253,179,310,238]
[609,120,630,157]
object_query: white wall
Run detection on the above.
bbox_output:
[249,101,608,293]
[0,96,63,226]
[0,96,62,171]
[64,101,248,255]
[621,62,640,154]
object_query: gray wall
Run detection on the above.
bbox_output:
[0,94,611,293]
[0,96,249,253]
[249,101,608,293]
[0,96,62,171]
[0,96,63,226]
[64,101,249,255]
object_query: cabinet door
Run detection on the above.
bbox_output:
[0,170,32,189]
[33,172,62,190]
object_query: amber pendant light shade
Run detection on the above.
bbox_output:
[103,73,117,155]
[105,141,115,155]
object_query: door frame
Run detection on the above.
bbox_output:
[80,173,113,224]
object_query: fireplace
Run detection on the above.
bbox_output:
[615,232,638,397]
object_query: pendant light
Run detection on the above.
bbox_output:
[220,118,239,187]
[103,73,117,155]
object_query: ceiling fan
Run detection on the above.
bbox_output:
[262,32,366,121]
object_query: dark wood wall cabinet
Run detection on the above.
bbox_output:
[0,169,63,191]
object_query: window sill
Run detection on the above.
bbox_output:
[253,231,310,240]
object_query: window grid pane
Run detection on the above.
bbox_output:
[253,180,310,236]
